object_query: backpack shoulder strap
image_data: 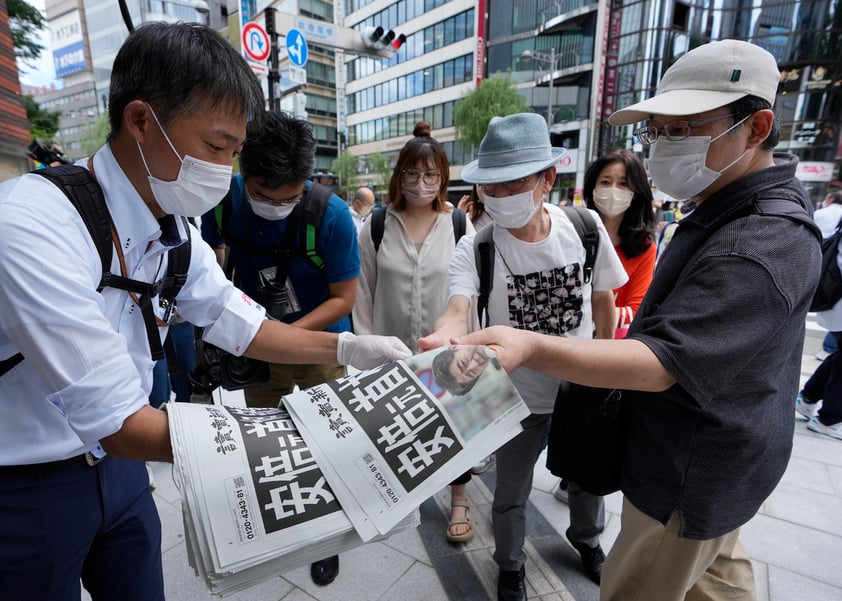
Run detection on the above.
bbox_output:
[31,165,113,287]
[370,206,388,252]
[452,208,467,245]
[160,218,191,304]
[473,222,495,327]
[561,205,600,283]
[300,182,331,269]
[753,198,821,242]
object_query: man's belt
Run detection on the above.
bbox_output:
[0,452,103,475]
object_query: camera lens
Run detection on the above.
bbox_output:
[221,355,263,387]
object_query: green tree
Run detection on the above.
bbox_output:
[368,152,392,198]
[25,95,61,139]
[9,0,46,63]
[81,115,111,156]
[332,150,359,201]
[453,75,528,151]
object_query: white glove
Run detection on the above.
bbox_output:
[336,332,411,370]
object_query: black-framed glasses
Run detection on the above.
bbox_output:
[478,174,537,197]
[633,113,735,146]
[247,189,302,206]
[402,169,441,185]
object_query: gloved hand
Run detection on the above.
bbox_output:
[336,332,411,370]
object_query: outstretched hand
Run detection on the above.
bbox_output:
[336,332,411,370]
[416,333,449,352]
[454,326,535,374]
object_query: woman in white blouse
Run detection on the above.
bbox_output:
[353,123,476,543]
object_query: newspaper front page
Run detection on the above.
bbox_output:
[283,345,529,538]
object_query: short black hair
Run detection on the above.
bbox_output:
[239,111,316,188]
[827,190,842,205]
[108,22,264,142]
[727,95,779,150]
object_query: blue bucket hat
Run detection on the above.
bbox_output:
[461,113,566,185]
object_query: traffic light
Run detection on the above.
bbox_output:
[360,25,405,52]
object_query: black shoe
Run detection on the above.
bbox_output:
[567,536,605,585]
[310,555,339,586]
[497,566,527,601]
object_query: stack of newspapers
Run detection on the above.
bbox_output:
[168,345,529,595]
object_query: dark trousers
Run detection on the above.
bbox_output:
[803,330,842,424]
[0,456,163,601]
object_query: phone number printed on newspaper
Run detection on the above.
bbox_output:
[363,453,400,505]
[323,362,462,492]
[227,475,258,544]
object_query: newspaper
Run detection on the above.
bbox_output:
[168,403,418,596]
[283,345,529,539]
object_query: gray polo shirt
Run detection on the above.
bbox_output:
[624,154,821,539]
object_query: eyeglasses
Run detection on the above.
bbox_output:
[478,174,537,197]
[247,189,302,206]
[402,169,441,186]
[633,113,735,146]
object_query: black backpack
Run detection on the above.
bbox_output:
[474,205,599,326]
[0,165,191,378]
[369,205,467,252]
[808,215,842,312]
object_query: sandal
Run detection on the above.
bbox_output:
[446,499,474,543]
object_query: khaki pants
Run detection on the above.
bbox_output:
[244,362,345,408]
[601,497,756,601]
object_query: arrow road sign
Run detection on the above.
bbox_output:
[242,22,270,63]
[285,28,308,67]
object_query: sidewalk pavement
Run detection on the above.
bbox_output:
[122,323,842,601]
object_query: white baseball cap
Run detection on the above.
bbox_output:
[608,39,781,126]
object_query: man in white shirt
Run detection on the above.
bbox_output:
[419,113,626,601]
[0,23,409,601]
[350,186,376,233]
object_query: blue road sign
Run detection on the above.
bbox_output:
[286,28,308,67]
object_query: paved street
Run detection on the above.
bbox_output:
[98,315,842,601]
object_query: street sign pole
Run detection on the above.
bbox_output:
[264,8,280,111]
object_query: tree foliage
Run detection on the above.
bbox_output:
[9,0,45,62]
[25,95,60,139]
[331,150,359,201]
[453,76,529,151]
[368,152,392,195]
[81,115,111,156]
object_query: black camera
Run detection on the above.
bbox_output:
[27,139,71,166]
[190,341,270,393]
[257,268,300,320]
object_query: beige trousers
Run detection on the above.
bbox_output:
[243,362,345,408]
[600,497,756,601]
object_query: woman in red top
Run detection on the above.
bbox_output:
[584,150,656,338]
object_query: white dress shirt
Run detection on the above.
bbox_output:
[0,145,265,465]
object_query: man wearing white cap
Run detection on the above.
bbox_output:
[455,40,822,600]
[419,112,627,600]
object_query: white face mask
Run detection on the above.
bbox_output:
[647,115,750,200]
[481,181,541,229]
[593,187,633,217]
[137,105,232,217]
[248,196,297,220]
[402,180,439,207]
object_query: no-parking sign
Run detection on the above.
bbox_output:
[242,22,270,63]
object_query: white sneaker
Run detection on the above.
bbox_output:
[553,479,569,503]
[807,417,842,440]
[146,463,157,491]
[470,454,496,475]
[795,393,820,421]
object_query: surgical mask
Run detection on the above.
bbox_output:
[402,180,439,207]
[137,105,232,217]
[481,182,541,229]
[248,196,297,220]
[593,187,633,217]
[647,115,750,200]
